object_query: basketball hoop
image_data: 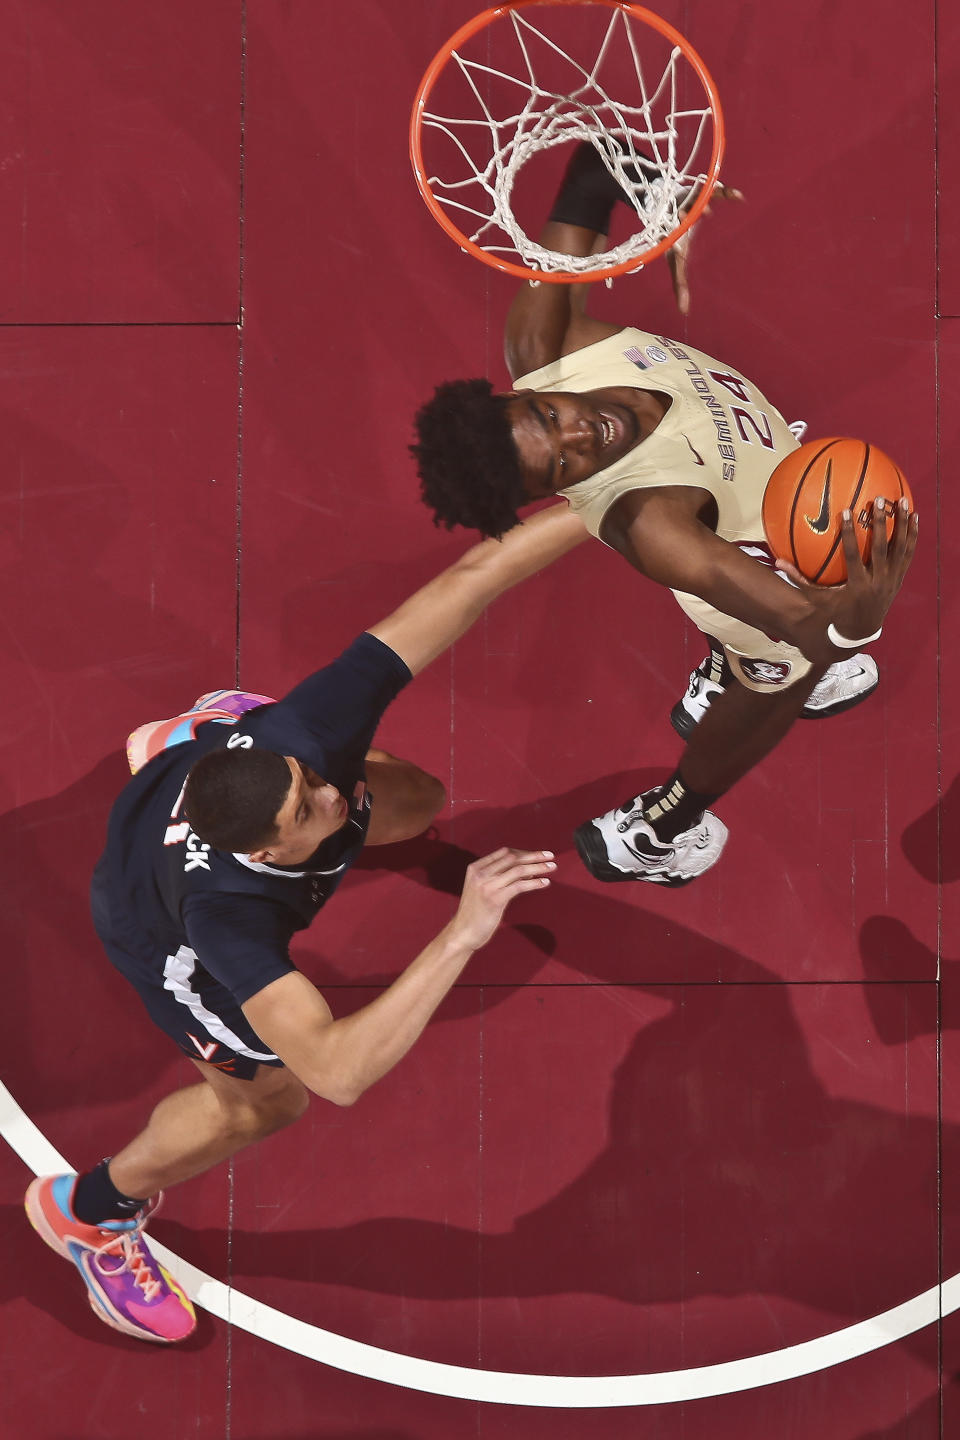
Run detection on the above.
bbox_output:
[410,0,725,284]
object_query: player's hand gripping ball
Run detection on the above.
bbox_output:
[762,437,914,585]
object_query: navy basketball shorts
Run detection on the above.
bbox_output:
[90,873,283,1083]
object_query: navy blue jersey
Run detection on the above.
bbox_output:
[94,633,411,1006]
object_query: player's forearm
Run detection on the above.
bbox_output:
[368,503,588,675]
[306,924,477,1105]
[504,222,601,379]
[696,567,857,665]
[617,515,843,665]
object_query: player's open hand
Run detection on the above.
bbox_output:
[777,497,919,660]
[450,847,556,952]
[667,182,744,315]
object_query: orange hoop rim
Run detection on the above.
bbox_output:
[409,0,726,284]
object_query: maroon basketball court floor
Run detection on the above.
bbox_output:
[0,2,956,1436]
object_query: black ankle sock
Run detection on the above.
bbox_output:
[72,1158,148,1225]
[643,771,720,842]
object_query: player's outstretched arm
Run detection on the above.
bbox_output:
[241,848,556,1106]
[367,501,588,676]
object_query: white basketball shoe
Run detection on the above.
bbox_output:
[574,790,728,887]
[670,652,880,739]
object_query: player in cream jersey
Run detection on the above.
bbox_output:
[412,143,917,888]
[513,324,803,689]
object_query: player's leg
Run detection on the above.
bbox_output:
[107,1059,309,1198]
[575,669,824,887]
[25,1060,308,1345]
[25,922,311,1345]
[674,661,826,796]
[364,749,445,845]
[574,630,828,886]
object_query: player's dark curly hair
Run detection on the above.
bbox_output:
[183,747,293,853]
[410,378,526,538]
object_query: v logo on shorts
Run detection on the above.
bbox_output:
[186,1033,219,1061]
[804,460,833,534]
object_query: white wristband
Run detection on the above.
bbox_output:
[826,622,883,649]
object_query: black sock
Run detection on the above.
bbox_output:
[72,1158,148,1225]
[643,770,720,842]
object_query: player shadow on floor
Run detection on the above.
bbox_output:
[339,765,712,986]
[152,862,949,1377]
[859,915,953,1044]
[859,766,960,1039]
[0,756,188,1116]
[900,769,960,884]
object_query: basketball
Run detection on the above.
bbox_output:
[761,437,914,586]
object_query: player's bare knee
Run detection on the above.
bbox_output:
[419,770,446,820]
[399,771,445,840]
[256,1075,310,1133]
[366,759,446,844]
[220,1073,309,1140]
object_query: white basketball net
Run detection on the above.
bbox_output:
[417,5,718,275]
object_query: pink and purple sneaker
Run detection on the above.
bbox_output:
[25,1174,196,1343]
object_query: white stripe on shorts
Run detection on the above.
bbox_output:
[162,946,278,1062]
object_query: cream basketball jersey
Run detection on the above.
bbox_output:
[514,327,799,543]
[514,328,808,688]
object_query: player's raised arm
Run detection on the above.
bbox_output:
[367,501,588,676]
[504,145,630,380]
[241,848,556,1105]
[503,144,743,378]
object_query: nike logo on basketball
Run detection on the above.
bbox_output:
[683,434,705,466]
[804,461,833,534]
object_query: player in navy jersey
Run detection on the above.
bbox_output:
[25,503,586,1345]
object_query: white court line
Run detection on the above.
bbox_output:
[3,1078,954,1408]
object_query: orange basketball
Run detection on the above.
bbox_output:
[761,437,913,586]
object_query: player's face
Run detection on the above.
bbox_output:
[505,388,641,496]
[248,757,348,867]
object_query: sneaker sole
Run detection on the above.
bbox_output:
[671,675,879,736]
[669,701,698,740]
[24,1178,72,1259]
[573,821,695,887]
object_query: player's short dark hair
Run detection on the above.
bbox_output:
[410,378,526,538]
[182,748,293,853]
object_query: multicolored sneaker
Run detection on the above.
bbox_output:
[25,1174,196,1343]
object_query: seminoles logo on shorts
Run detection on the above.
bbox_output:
[740,658,792,686]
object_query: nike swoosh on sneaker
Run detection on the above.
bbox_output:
[622,837,675,867]
[804,459,833,534]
